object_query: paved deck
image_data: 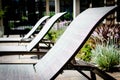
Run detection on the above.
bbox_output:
[0,54,120,80]
[0,54,92,80]
[0,35,119,80]
[0,35,90,79]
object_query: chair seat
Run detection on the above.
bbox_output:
[0,64,37,80]
[0,38,22,42]
[0,46,27,52]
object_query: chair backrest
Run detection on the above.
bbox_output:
[26,12,66,51]
[34,6,116,80]
[23,16,50,39]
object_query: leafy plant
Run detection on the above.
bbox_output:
[46,29,57,42]
[63,12,73,20]
[21,16,28,21]
[8,21,14,28]
[0,9,4,19]
[49,12,55,17]
[45,28,65,42]
[91,23,120,47]
[76,38,95,62]
[43,11,55,17]
[91,44,120,71]
[0,6,8,19]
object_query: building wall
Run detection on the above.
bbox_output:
[2,0,43,35]
[0,0,119,35]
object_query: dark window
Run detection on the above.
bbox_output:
[117,0,120,22]
[80,0,91,12]
[92,0,104,7]
[2,0,43,35]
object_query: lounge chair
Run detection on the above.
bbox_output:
[0,16,50,42]
[0,12,66,55]
[0,6,117,80]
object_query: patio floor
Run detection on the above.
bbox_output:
[0,54,119,80]
[0,35,119,80]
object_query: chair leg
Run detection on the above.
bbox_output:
[70,63,116,80]
[64,63,93,80]
[92,68,116,80]
[90,71,96,80]
[78,70,93,80]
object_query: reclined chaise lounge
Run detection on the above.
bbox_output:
[0,16,50,42]
[0,6,117,80]
[0,12,66,55]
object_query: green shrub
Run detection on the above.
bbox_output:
[91,44,120,71]
[77,44,92,62]
[46,29,57,42]
[43,11,55,17]
[76,38,95,62]
[45,28,65,42]
[0,9,4,18]
[63,12,72,20]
